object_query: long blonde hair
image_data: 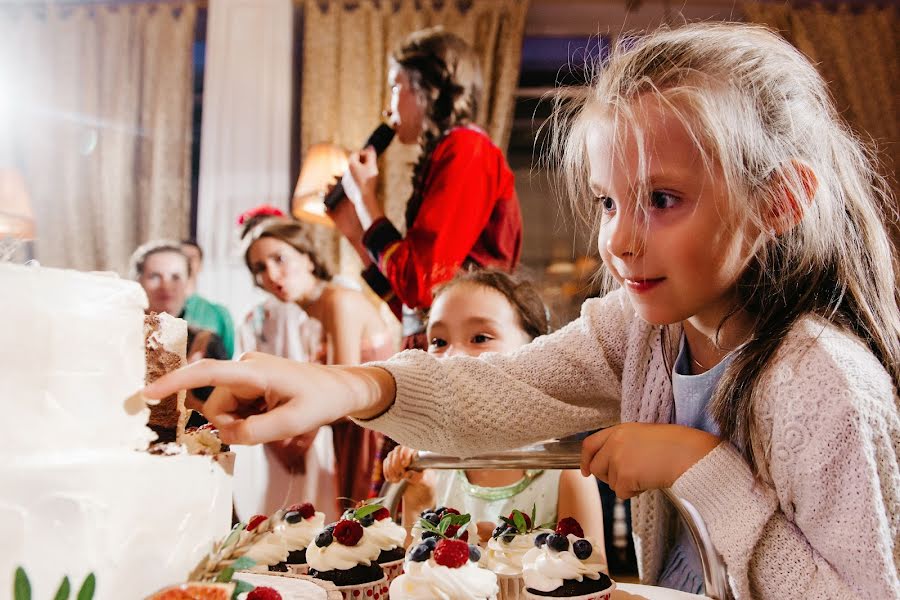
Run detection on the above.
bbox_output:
[548,22,900,470]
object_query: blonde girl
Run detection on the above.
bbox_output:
[147,22,900,599]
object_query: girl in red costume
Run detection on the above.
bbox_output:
[331,27,522,350]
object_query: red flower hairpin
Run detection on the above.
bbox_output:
[236,204,285,226]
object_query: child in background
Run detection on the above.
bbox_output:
[382,269,605,549]
[146,22,900,599]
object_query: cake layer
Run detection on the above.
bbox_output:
[0,263,153,452]
[0,450,234,599]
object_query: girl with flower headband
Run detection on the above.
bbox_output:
[149,23,900,597]
[231,208,395,522]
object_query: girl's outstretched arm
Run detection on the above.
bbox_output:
[143,352,395,445]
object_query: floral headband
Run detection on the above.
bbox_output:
[236,204,285,226]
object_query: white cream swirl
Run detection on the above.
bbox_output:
[243,531,290,566]
[483,530,548,576]
[276,511,326,551]
[365,518,406,552]
[521,535,606,592]
[389,559,498,600]
[305,530,382,572]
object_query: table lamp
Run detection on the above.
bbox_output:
[292,143,349,227]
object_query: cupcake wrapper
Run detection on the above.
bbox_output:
[498,574,526,600]
[286,563,309,576]
[335,575,388,600]
[380,558,404,585]
[523,581,615,600]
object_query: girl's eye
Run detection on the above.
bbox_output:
[650,190,679,210]
[596,195,616,212]
[429,338,447,349]
[471,334,493,344]
[274,254,284,264]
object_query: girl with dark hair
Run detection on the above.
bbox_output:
[331,27,523,350]
[233,214,394,522]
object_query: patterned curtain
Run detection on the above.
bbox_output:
[0,2,197,273]
[301,0,531,275]
[743,2,899,248]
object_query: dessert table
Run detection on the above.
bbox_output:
[615,582,708,599]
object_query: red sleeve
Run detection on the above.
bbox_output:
[364,130,503,309]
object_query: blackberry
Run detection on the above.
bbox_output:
[421,530,440,540]
[492,525,505,539]
[423,512,441,526]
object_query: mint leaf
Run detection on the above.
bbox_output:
[53,576,71,600]
[215,566,235,583]
[231,579,255,600]
[498,516,516,528]
[513,511,526,533]
[14,567,30,600]
[531,505,537,529]
[76,574,95,600]
[354,503,383,520]
[419,519,443,535]
[438,514,452,535]
[231,556,256,571]
[448,514,471,528]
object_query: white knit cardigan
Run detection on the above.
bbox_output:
[361,289,900,599]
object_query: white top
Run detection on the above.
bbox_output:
[362,289,900,599]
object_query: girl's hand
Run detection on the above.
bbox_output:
[142,352,396,445]
[347,146,382,222]
[326,196,366,247]
[383,445,425,485]
[476,521,496,545]
[580,423,721,499]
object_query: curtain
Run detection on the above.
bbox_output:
[743,2,899,247]
[301,0,531,275]
[0,2,197,273]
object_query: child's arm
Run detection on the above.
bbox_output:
[557,470,606,568]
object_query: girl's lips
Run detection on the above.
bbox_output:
[624,277,665,293]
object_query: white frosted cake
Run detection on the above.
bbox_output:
[0,263,233,599]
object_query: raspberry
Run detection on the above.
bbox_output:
[555,517,584,538]
[286,503,316,520]
[444,524,469,542]
[509,511,532,530]
[246,587,282,600]
[439,507,460,516]
[247,514,268,532]
[333,519,364,546]
[373,507,391,521]
[432,538,469,568]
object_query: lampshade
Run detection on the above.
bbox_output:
[0,169,35,240]
[292,143,349,227]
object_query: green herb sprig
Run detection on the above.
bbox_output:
[418,512,472,540]
[13,568,95,600]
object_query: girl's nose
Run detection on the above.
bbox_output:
[605,211,645,258]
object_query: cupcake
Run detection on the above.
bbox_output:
[231,571,342,599]
[410,506,477,545]
[242,514,290,570]
[484,508,555,600]
[390,537,499,599]
[522,518,614,600]
[306,518,388,600]
[348,503,407,584]
[269,503,326,575]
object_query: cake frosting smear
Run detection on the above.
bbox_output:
[0,263,233,599]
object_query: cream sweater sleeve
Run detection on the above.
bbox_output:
[358,291,631,456]
[672,325,900,599]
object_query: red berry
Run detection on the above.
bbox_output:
[432,538,469,568]
[198,423,216,431]
[555,517,584,538]
[247,514,268,532]
[373,507,391,521]
[509,512,532,530]
[439,507,460,516]
[287,502,316,520]
[247,587,282,600]
[333,519,364,546]
[444,524,469,542]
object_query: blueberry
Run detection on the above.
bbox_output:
[422,536,439,549]
[409,543,431,562]
[501,532,516,544]
[342,509,354,520]
[468,544,481,562]
[534,532,550,548]
[424,512,441,526]
[284,511,302,524]
[324,523,336,533]
[421,530,439,540]
[492,525,505,539]
[360,514,375,527]
[434,506,447,515]
[573,539,593,560]
[315,530,333,547]
[547,534,569,552]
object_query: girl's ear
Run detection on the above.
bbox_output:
[767,160,818,236]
